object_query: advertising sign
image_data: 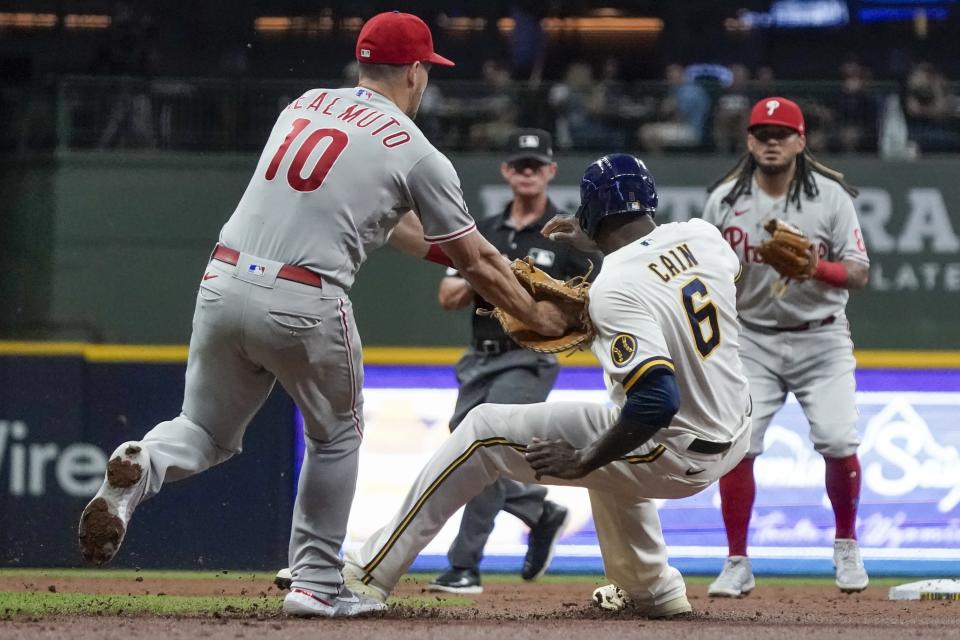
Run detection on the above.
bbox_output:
[343,366,960,576]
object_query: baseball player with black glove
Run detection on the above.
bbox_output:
[701,97,871,596]
[340,154,752,618]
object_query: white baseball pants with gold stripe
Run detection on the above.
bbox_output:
[349,400,749,606]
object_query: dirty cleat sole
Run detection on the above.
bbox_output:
[78,444,148,565]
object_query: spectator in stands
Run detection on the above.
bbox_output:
[548,61,625,150]
[468,59,519,149]
[94,5,159,149]
[638,64,710,153]
[752,65,777,102]
[712,64,752,153]
[904,62,960,152]
[835,61,878,153]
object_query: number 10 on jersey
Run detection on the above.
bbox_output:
[265,118,349,192]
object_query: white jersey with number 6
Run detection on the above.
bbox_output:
[588,218,750,443]
[220,86,476,290]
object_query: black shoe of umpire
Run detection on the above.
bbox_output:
[428,567,483,594]
[521,501,570,581]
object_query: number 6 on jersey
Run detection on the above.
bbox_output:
[681,277,720,358]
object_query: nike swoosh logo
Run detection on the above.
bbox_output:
[685,468,706,476]
[336,595,360,603]
[734,209,750,217]
[202,273,218,281]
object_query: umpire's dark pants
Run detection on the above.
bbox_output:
[446,347,559,571]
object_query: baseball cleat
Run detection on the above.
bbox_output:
[522,501,570,581]
[428,567,483,594]
[78,443,149,565]
[593,584,632,611]
[834,539,869,593]
[342,556,389,603]
[641,594,693,619]
[708,556,755,597]
[283,587,387,618]
[274,568,293,590]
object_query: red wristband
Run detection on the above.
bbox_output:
[813,260,847,287]
[424,243,454,268]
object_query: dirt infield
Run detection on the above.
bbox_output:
[1,573,958,640]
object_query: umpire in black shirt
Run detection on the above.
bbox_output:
[429,129,597,594]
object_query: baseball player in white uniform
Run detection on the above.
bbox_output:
[341,154,752,617]
[76,11,571,619]
[700,97,871,596]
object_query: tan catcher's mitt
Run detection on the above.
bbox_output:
[758,218,816,279]
[481,257,595,354]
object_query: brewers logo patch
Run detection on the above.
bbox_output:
[611,334,637,367]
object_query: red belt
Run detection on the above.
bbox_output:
[211,244,323,288]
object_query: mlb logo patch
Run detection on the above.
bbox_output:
[627,201,641,211]
[528,248,556,268]
[519,135,539,148]
[248,264,265,276]
[360,48,371,58]
[355,88,372,99]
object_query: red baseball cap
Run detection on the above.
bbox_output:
[356,11,455,67]
[748,96,805,135]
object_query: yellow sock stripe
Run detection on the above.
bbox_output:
[622,357,675,393]
[620,444,666,464]
[361,437,527,578]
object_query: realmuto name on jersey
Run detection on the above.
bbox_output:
[284,91,412,148]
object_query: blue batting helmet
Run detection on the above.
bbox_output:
[575,154,658,239]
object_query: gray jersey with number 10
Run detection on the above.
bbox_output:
[220,86,476,290]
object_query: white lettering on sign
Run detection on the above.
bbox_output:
[859,400,960,513]
[898,189,960,253]
[0,420,107,497]
[871,262,960,292]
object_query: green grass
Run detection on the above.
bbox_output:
[0,569,917,617]
[0,568,913,588]
[0,591,280,617]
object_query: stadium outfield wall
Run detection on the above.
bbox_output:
[2,152,959,350]
[1,342,959,576]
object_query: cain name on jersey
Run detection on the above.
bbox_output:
[647,243,700,283]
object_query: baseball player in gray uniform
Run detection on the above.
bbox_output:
[700,97,870,596]
[341,154,753,618]
[76,11,571,619]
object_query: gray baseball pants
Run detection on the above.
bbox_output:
[127,253,363,597]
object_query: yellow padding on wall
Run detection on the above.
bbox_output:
[1,342,959,369]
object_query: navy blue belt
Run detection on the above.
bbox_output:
[472,338,522,355]
[741,315,836,333]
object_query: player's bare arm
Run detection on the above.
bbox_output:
[805,245,870,289]
[438,276,473,310]
[388,210,431,257]
[526,370,681,479]
[442,230,570,337]
[839,259,869,289]
[542,214,600,253]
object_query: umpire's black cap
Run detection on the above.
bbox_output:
[505,128,554,165]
